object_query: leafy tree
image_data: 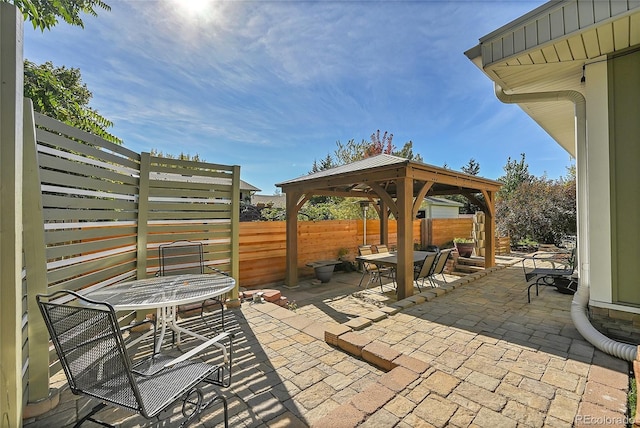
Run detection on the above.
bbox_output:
[317,130,423,172]
[393,140,423,163]
[5,0,111,31]
[333,138,369,165]
[461,158,480,175]
[496,171,576,245]
[150,149,204,162]
[24,60,122,144]
[365,129,394,157]
[498,153,533,197]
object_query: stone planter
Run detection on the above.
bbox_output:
[314,264,335,283]
[305,260,341,283]
[454,242,474,258]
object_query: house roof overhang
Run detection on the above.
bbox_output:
[464,0,640,157]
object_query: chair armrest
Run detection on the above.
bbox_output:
[165,332,232,368]
[132,332,233,377]
[120,317,155,334]
[525,251,572,270]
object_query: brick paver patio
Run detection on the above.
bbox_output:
[24,261,632,427]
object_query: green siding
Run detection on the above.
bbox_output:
[609,50,640,306]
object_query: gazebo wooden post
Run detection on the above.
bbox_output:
[284,190,301,288]
[483,190,496,268]
[396,176,414,300]
[379,199,389,246]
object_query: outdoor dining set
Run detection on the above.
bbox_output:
[36,240,235,427]
[356,244,454,293]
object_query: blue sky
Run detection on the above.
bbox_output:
[24,0,574,194]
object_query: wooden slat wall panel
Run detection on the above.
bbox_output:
[239,219,422,288]
[34,112,142,293]
[496,236,512,255]
[145,157,236,275]
[23,111,241,405]
[429,218,474,247]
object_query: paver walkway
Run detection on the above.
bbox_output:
[24,264,633,427]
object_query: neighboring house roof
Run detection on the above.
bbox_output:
[252,194,286,209]
[150,171,261,192]
[423,197,464,207]
[465,0,640,156]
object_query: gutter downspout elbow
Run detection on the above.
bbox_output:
[494,84,636,362]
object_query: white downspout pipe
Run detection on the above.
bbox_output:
[495,84,636,362]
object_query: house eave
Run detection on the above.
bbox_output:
[466,0,640,156]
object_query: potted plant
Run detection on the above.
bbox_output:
[337,248,356,272]
[453,237,475,257]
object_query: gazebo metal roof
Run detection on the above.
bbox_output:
[276,154,502,299]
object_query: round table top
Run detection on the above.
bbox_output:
[84,273,235,311]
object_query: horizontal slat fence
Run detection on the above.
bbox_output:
[239,219,424,287]
[426,218,475,247]
[23,110,239,405]
[496,236,511,254]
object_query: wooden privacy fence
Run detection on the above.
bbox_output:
[241,218,440,287]
[239,218,510,288]
[21,108,240,405]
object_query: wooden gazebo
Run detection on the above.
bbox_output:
[276,154,502,299]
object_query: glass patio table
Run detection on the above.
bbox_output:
[84,273,235,352]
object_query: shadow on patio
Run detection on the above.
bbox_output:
[25,262,632,427]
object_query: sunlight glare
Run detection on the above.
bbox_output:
[184,0,209,15]
[170,0,215,19]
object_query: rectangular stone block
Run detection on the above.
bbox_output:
[394,300,415,310]
[337,331,373,358]
[379,306,400,316]
[362,342,401,371]
[418,291,437,301]
[361,310,388,322]
[407,295,426,304]
[324,324,351,346]
[393,354,430,374]
[344,316,372,331]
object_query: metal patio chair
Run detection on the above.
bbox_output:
[36,290,233,428]
[357,245,394,292]
[522,247,578,302]
[428,248,454,286]
[413,252,438,291]
[373,244,396,288]
[158,240,228,335]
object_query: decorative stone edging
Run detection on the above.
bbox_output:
[316,266,508,425]
[324,265,508,372]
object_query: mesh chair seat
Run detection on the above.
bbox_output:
[134,356,218,418]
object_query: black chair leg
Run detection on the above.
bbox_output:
[74,402,112,428]
[201,298,225,333]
